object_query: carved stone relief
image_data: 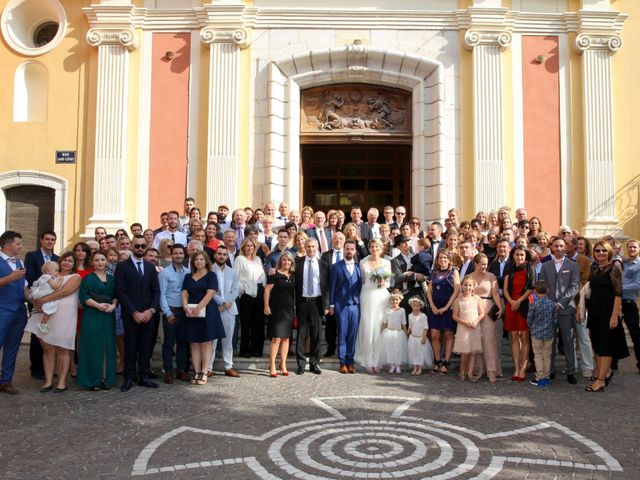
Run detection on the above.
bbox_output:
[301,84,411,135]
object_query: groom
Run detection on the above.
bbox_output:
[329,240,362,374]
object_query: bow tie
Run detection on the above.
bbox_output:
[553,257,564,264]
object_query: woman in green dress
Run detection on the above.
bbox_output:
[77,252,118,390]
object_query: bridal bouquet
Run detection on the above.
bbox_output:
[370,267,391,288]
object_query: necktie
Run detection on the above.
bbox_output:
[44,254,50,262]
[137,261,143,278]
[336,250,342,263]
[318,230,328,252]
[306,259,314,297]
[171,233,175,243]
[8,257,17,264]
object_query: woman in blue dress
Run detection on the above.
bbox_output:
[181,251,226,385]
[427,250,460,375]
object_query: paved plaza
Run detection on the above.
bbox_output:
[1,345,639,480]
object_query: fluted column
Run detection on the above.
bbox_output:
[200,27,249,212]
[83,28,138,235]
[465,30,512,212]
[575,33,622,237]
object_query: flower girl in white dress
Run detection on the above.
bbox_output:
[406,296,434,375]
[380,291,409,373]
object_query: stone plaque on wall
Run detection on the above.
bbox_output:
[301,83,411,136]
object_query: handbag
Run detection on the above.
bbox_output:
[187,303,206,318]
[486,303,500,321]
[88,291,112,304]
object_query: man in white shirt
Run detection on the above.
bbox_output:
[458,240,476,278]
[179,197,195,229]
[153,210,187,250]
[222,230,238,268]
[294,238,329,375]
[361,208,380,245]
[276,202,289,225]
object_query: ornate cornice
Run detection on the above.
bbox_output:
[200,27,250,48]
[86,28,138,51]
[464,30,512,50]
[574,33,622,54]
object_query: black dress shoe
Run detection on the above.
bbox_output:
[121,379,134,392]
[567,374,577,385]
[296,366,305,375]
[310,366,322,375]
[139,378,159,388]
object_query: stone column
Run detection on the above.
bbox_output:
[575,33,622,237]
[200,27,249,213]
[83,28,137,235]
[465,29,512,213]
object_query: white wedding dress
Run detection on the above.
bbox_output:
[354,257,391,368]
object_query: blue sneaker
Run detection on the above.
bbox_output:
[537,378,550,387]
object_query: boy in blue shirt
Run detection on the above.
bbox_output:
[527,280,557,387]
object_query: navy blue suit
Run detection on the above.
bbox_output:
[0,256,28,385]
[115,258,160,382]
[24,249,59,376]
[329,260,362,367]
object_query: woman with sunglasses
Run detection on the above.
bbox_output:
[584,241,629,392]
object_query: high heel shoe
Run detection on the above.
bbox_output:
[585,378,606,392]
[269,370,278,378]
[279,369,289,376]
[191,372,202,385]
[605,370,614,386]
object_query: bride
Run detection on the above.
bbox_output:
[355,239,392,373]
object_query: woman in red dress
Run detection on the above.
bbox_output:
[503,246,535,381]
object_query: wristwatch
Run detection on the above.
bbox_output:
[150,308,156,314]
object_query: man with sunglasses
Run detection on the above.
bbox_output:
[392,206,407,229]
[115,235,161,392]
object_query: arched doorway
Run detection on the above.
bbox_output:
[4,185,55,254]
[300,83,412,215]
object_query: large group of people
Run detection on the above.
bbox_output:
[0,199,638,396]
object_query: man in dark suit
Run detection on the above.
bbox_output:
[329,240,362,373]
[115,235,161,391]
[539,236,581,384]
[360,208,380,246]
[320,232,347,357]
[294,238,329,375]
[427,222,446,268]
[306,211,332,254]
[0,231,28,394]
[458,240,476,278]
[391,235,427,315]
[24,231,58,379]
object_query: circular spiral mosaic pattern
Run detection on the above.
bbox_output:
[267,419,480,479]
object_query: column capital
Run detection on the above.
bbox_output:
[86,27,138,51]
[464,29,512,50]
[574,33,622,54]
[200,27,250,48]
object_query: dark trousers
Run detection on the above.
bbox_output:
[29,333,44,376]
[123,315,154,381]
[622,300,640,369]
[161,310,188,373]
[296,297,323,369]
[149,312,160,360]
[324,313,337,355]
[238,288,265,357]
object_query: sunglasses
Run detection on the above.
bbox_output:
[395,212,406,215]
[594,248,607,254]
[133,244,147,249]
[410,222,420,225]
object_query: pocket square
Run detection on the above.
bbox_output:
[561,270,570,273]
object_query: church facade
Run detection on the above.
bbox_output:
[1,0,638,251]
